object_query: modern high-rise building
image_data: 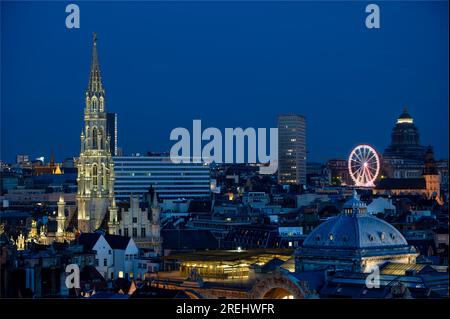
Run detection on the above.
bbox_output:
[277,114,307,185]
[76,33,117,233]
[106,112,118,156]
[114,154,211,201]
[16,154,29,164]
[114,155,211,201]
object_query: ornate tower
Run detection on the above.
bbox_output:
[383,107,427,161]
[56,195,66,237]
[108,198,119,235]
[150,191,162,255]
[77,33,116,233]
[423,146,440,199]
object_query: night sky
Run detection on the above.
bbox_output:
[1,1,448,163]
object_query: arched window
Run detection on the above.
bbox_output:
[92,127,98,149]
[99,128,104,150]
[92,98,98,112]
[93,164,98,187]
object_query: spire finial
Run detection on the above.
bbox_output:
[87,32,104,95]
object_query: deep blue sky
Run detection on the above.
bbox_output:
[1,1,448,163]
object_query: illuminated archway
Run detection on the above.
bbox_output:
[249,272,308,299]
[262,287,294,299]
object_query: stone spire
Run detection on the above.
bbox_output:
[108,198,119,235]
[87,32,104,95]
[151,191,162,255]
[56,195,66,237]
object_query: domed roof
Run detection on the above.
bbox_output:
[303,191,408,249]
[396,107,414,124]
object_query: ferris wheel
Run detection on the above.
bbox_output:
[348,144,380,187]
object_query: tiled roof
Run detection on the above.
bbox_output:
[77,233,102,251]
[162,229,219,250]
[375,178,426,190]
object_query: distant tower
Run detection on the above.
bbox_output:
[108,198,119,235]
[150,191,162,255]
[77,33,116,232]
[277,114,307,185]
[422,146,440,199]
[56,195,66,237]
[384,107,427,161]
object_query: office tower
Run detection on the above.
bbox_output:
[106,112,118,156]
[277,114,306,185]
[16,154,29,164]
[114,154,211,201]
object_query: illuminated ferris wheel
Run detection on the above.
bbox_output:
[348,144,380,187]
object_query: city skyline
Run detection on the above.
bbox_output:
[1,1,448,163]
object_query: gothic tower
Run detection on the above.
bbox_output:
[56,195,66,237]
[77,33,116,233]
[149,189,162,255]
[422,146,441,199]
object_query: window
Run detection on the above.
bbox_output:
[124,228,129,237]
[132,228,138,237]
[141,228,146,238]
[108,250,112,255]
[118,229,122,235]
[92,164,98,186]
[132,217,137,223]
[111,272,114,280]
[95,259,99,266]
[103,258,107,266]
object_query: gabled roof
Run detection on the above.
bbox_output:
[77,233,102,251]
[104,234,131,250]
[80,265,106,282]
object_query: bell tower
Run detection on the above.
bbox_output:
[77,33,116,233]
[423,146,440,199]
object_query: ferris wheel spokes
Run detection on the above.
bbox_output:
[348,144,380,187]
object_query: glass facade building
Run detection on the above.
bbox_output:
[277,114,307,185]
[113,155,211,201]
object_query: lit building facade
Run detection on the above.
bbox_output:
[326,159,351,185]
[114,155,211,201]
[76,34,116,232]
[117,191,162,254]
[375,146,442,200]
[277,114,306,185]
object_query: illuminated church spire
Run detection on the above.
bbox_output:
[87,32,104,95]
[77,33,115,233]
